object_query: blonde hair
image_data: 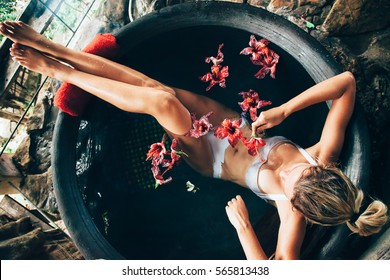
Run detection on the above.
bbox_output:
[291,165,388,236]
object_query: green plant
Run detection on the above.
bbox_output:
[0,0,18,41]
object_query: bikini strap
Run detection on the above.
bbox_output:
[295,146,318,165]
[259,193,289,201]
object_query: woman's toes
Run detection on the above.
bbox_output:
[11,42,23,50]
[0,23,10,35]
[10,48,23,57]
[2,21,15,31]
[16,21,26,28]
[10,44,23,53]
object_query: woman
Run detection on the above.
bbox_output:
[1,21,387,260]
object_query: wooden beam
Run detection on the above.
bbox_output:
[0,195,52,231]
[0,109,27,124]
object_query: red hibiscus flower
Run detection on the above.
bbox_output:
[169,139,188,164]
[151,165,172,188]
[240,35,279,79]
[242,136,266,159]
[205,43,224,65]
[146,134,167,166]
[186,111,214,138]
[214,118,243,148]
[252,49,279,79]
[240,36,270,61]
[146,135,187,187]
[169,139,181,163]
[238,89,272,121]
[200,64,229,91]
[201,44,229,91]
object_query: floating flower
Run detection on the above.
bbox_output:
[169,139,181,163]
[240,36,270,62]
[214,118,243,148]
[145,134,167,166]
[238,89,272,121]
[240,35,279,79]
[170,138,188,164]
[151,165,172,188]
[146,135,187,188]
[205,43,224,65]
[201,44,229,91]
[186,111,214,138]
[242,136,266,159]
[253,50,279,79]
[186,181,200,193]
[200,65,229,91]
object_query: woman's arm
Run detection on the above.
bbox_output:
[226,196,306,260]
[252,71,355,132]
[225,196,268,259]
[273,202,307,260]
[252,71,356,162]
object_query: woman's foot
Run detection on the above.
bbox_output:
[10,43,68,80]
[0,21,58,58]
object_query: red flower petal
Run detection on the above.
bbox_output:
[170,139,181,162]
[240,47,254,56]
[151,165,172,187]
[200,65,230,91]
[238,89,271,121]
[240,35,279,79]
[242,136,266,157]
[214,118,243,148]
[205,43,225,66]
[201,44,229,91]
[249,107,258,122]
[186,111,214,138]
[146,134,167,165]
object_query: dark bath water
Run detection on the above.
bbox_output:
[75,26,328,259]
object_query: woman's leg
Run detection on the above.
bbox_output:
[9,44,192,135]
[3,21,243,133]
[0,21,173,94]
[173,88,240,127]
[0,21,240,124]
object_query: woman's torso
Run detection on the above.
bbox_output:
[175,117,317,200]
[210,122,317,200]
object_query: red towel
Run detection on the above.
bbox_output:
[53,33,121,116]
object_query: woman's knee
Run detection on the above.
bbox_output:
[143,80,176,96]
[342,71,356,86]
[148,90,179,114]
[344,71,356,93]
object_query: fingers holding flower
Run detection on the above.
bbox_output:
[251,106,286,136]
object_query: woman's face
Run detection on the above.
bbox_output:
[280,163,311,200]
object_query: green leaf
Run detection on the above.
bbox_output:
[306,21,315,29]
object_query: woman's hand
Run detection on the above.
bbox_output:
[251,106,286,136]
[225,195,251,232]
[226,195,269,260]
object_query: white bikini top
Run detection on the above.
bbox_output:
[245,136,317,201]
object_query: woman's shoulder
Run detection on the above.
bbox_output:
[305,142,334,166]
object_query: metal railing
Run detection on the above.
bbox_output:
[0,0,97,157]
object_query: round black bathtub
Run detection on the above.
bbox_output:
[52,1,370,260]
